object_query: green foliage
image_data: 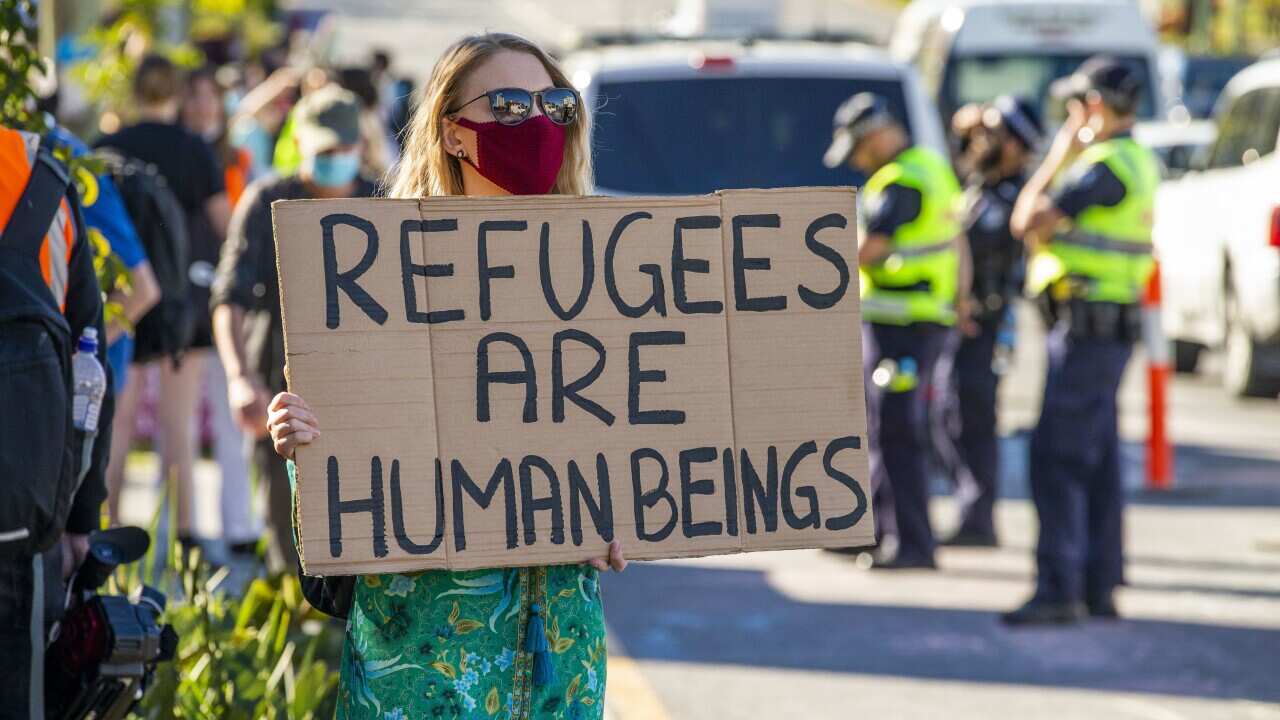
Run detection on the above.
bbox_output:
[0,0,51,133]
[69,0,280,119]
[132,554,342,720]
[189,0,282,56]
[68,0,203,117]
[109,494,343,719]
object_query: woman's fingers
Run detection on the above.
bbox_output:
[269,392,311,414]
[588,540,626,573]
[272,426,318,460]
[270,417,320,440]
[267,404,319,430]
[608,540,627,572]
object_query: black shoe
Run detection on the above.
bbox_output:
[1087,594,1120,619]
[870,553,937,571]
[940,529,998,548]
[228,539,261,557]
[824,544,877,556]
[1000,598,1086,626]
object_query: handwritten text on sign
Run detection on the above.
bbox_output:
[272,189,871,574]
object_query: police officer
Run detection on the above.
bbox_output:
[1005,58,1158,624]
[942,96,1043,548]
[824,94,965,569]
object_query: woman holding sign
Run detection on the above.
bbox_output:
[268,32,626,720]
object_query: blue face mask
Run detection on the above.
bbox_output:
[306,151,360,187]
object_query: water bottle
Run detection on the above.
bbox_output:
[992,306,1016,376]
[72,328,106,434]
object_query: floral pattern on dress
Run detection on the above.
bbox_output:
[334,564,607,720]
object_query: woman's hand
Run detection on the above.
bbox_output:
[588,540,627,572]
[267,392,321,460]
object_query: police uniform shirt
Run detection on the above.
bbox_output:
[863,183,923,237]
[1048,132,1132,219]
[965,173,1026,316]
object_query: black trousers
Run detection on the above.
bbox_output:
[864,322,949,564]
[1031,322,1131,603]
[255,440,299,573]
[0,547,63,720]
[951,318,1001,539]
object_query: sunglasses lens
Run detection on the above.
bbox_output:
[541,89,579,125]
[490,89,533,125]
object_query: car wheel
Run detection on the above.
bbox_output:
[1222,293,1280,398]
[1172,340,1203,374]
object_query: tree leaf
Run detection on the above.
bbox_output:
[431,661,457,680]
[566,673,581,701]
[553,637,575,654]
[454,619,483,635]
[449,600,461,625]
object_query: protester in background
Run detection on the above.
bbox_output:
[272,66,333,175]
[335,65,395,177]
[182,64,261,559]
[265,33,627,718]
[387,76,417,157]
[186,67,257,208]
[0,124,113,719]
[47,126,160,393]
[1007,57,1159,625]
[96,53,231,551]
[370,47,395,117]
[823,93,968,570]
[212,85,378,572]
[941,96,1042,548]
[229,65,301,178]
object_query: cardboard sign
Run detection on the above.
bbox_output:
[272,189,871,575]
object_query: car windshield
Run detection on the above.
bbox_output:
[1182,56,1253,118]
[591,76,912,194]
[941,53,1156,125]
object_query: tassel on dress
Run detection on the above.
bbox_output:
[525,602,555,686]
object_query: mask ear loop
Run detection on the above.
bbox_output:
[445,115,475,167]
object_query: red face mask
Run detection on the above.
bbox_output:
[453,115,566,195]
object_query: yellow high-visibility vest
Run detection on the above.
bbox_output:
[1027,137,1158,305]
[859,146,962,326]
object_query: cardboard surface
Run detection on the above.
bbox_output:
[272,189,872,575]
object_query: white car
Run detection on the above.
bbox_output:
[1154,56,1280,398]
[890,0,1165,128]
[563,37,946,196]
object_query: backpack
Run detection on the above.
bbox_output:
[0,137,82,557]
[100,152,194,364]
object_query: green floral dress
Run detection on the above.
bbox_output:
[286,462,608,720]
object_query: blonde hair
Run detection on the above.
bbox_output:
[387,32,593,198]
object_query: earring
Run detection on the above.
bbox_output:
[456,149,466,159]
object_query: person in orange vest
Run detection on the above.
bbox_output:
[0,125,114,718]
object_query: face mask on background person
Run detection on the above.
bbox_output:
[452,114,566,195]
[305,150,361,187]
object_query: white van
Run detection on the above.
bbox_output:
[564,38,945,195]
[890,0,1165,128]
